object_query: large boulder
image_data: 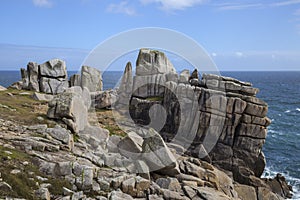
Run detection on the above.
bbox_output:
[81,66,103,92]
[39,59,67,78]
[39,77,69,94]
[136,49,176,76]
[39,59,68,95]
[27,62,39,91]
[47,86,89,133]
[141,128,180,176]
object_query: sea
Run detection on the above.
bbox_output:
[0,70,299,199]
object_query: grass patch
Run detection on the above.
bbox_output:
[89,109,126,137]
[0,89,51,126]
[145,96,164,101]
[0,146,38,199]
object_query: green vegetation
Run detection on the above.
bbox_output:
[145,96,164,101]
[0,89,53,126]
[0,145,74,199]
[0,89,48,125]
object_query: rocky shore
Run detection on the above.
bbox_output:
[0,49,293,199]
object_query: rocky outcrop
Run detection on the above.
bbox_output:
[81,66,103,92]
[10,61,104,96]
[47,86,90,133]
[115,48,292,199]
[136,49,176,76]
[0,48,293,200]
[10,59,69,95]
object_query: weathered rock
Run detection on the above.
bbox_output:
[156,177,181,192]
[257,187,284,200]
[47,125,74,150]
[91,90,117,109]
[179,70,190,83]
[234,183,257,200]
[194,187,233,200]
[109,190,134,200]
[81,66,103,92]
[32,92,54,101]
[264,174,293,199]
[9,81,23,90]
[39,77,69,94]
[135,160,150,179]
[142,128,180,176]
[47,88,89,133]
[37,59,69,94]
[35,187,51,200]
[162,189,187,200]
[0,85,7,91]
[189,69,199,80]
[118,131,143,159]
[136,49,176,76]
[0,182,12,192]
[39,59,67,78]
[69,74,81,87]
[79,125,109,150]
[107,135,122,153]
[27,62,39,91]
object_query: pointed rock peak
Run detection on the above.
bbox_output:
[125,62,132,72]
[190,69,199,80]
[136,49,176,76]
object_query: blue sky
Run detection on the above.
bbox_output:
[1,0,300,71]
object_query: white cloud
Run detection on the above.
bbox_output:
[211,52,217,57]
[217,3,263,11]
[32,0,52,8]
[235,52,243,57]
[107,1,136,16]
[271,0,300,7]
[140,0,208,11]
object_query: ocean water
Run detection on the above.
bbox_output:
[0,70,300,198]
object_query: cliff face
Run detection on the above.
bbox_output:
[118,49,289,193]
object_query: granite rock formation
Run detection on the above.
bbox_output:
[115,48,292,199]
[10,59,69,95]
[0,49,293,199]
[10,61,103,95]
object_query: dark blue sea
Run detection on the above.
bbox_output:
[0,71,300,198]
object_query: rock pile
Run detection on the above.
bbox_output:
[0,118,291,200]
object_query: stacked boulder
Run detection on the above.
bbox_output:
[11,60,104,96]
[11,59,69,94]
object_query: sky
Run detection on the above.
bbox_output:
[1,0,300,71]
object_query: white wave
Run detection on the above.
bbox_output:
[296,108,300,112]
[268,129,277,134]
[285,110,291,113]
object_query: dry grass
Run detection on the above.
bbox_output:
[0,89,50,126]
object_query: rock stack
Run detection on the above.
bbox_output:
[11,59,69,94]
[116,48,291,198]
[10,60,103,95]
